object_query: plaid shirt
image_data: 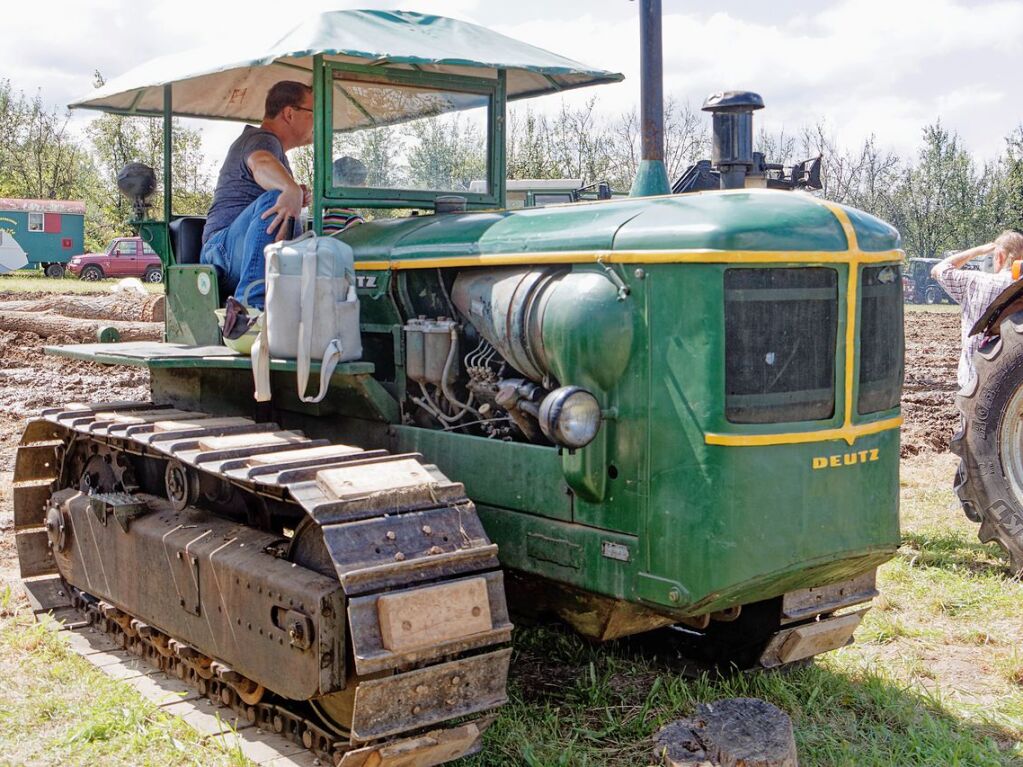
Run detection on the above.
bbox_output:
[933,262,1014,387]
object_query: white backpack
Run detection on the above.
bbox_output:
[252,232,362,403]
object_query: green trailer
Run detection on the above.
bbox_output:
[0,198,85,277]
[13,8,904,766]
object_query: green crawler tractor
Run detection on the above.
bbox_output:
[12,8,904,765]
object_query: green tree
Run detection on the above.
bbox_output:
[84,112,212,249]
[404,113,486,191]
[890,122,985,258]
[332,125,401,189]
[984,125,1023,234]
[0,79,92,202]
[507,107,559,180]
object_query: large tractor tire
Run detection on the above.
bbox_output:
[925,285,941,305]
[950,311,1023,573]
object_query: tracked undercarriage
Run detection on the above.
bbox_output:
[14,402,512,766]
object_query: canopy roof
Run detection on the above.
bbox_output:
[71,10,623,125]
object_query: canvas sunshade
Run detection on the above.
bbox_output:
[71,10,623,127]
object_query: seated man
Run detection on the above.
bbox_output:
[200,81,314,308]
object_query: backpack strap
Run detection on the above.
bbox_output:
[251,251,277,402]
[296,240,343,403]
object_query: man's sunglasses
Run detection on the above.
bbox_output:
[291,106,313,113]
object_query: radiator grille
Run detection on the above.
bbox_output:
[725,268,838,424]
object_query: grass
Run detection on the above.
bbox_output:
[1,451,1021,765]
[0,618,244,766]
[0,270,163,295]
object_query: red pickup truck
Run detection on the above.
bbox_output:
[67,237,163,282]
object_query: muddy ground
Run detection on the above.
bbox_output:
[0,290,152,472]
[900,308,960,457]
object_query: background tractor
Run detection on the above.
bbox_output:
[950,270,1023,574]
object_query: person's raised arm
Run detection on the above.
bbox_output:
[931,242,996,280]
[246,150,304,241]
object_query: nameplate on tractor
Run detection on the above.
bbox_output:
[811,448,880,470]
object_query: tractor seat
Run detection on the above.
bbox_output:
[169,216,207,265]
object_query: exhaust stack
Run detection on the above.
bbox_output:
[629,0,671,197]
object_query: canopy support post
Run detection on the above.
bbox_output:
[494,70,507,209]
[163,84,172,223]
[313,54,325,234]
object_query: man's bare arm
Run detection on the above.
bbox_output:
[931,242,996,279]
[246,150,303,241]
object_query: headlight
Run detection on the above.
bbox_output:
[538,386,602,449]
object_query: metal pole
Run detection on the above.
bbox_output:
[629,0,671,197]
[639,0,663,165]
[313,55,324,235]
[163,84,172,223]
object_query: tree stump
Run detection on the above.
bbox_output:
[654,698,797,767]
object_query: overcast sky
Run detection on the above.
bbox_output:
[2,0,1021,170]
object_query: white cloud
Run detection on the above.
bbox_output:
[491,0,1023,159]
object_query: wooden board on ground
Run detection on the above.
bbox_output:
[162,697,254,737]
[62,626,120,655]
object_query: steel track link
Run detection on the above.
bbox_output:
[14,401,513,767]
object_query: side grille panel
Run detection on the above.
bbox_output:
[858,265,904,414]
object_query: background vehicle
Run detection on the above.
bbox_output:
[950,270,1023,574]
[13,6,903,766]
[0,229,28,274]
[0,198,84,277]
[66,236,163,282]
[903,257,978,303]
[469,178,615,207]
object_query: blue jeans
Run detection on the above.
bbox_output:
[200,190,291,309]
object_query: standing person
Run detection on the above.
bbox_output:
[931,230,1023,388]
[200,81,314,308]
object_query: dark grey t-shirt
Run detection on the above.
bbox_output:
[202,125,292,244]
